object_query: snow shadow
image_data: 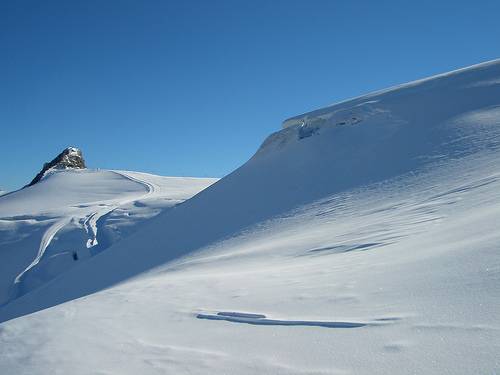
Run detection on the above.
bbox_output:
[197,311,368,328]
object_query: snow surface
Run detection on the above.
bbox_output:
[0,170,217,306]
[1,59,500,374]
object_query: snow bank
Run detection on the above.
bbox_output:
[1,59,500,375]
[0,169,216,306]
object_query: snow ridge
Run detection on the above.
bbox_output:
[1,59,500,375]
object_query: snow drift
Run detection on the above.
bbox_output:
[0,169,216,306]
[1,59,500,375]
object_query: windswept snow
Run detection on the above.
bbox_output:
[196,311,393,328]
[0,170,216,305]
[1,59,500,374]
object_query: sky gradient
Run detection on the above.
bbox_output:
[1,0,500,191]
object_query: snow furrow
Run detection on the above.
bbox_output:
[12,171,156,296]
[13,217,72,284]
[196,311,399,328]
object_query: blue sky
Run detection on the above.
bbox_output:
[1,0,500,191]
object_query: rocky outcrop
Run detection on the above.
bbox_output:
[27,147,86,187]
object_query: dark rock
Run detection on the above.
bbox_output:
[27,147,86,187]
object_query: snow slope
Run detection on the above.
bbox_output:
[1,59,500,374]
[0,170,216,306]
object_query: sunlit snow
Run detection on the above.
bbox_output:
[1,59,500,375]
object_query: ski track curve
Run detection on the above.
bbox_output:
[14,217,72,284]
[79,170,157,250]
[13,171,157,294]
[82,170,158,250]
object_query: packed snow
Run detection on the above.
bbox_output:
[0,170,216,306]
[1,59,500,374]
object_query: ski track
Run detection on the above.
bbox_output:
[13,217,72,284]
[13,171,157,289]
[82,170,158,250]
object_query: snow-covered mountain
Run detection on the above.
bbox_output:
[1,60,500,374]
[27,146,87,187]
[0,167,217,307]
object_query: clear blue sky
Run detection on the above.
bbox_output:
[1,0,500,191]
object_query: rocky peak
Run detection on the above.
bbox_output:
[27,147,86,187]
